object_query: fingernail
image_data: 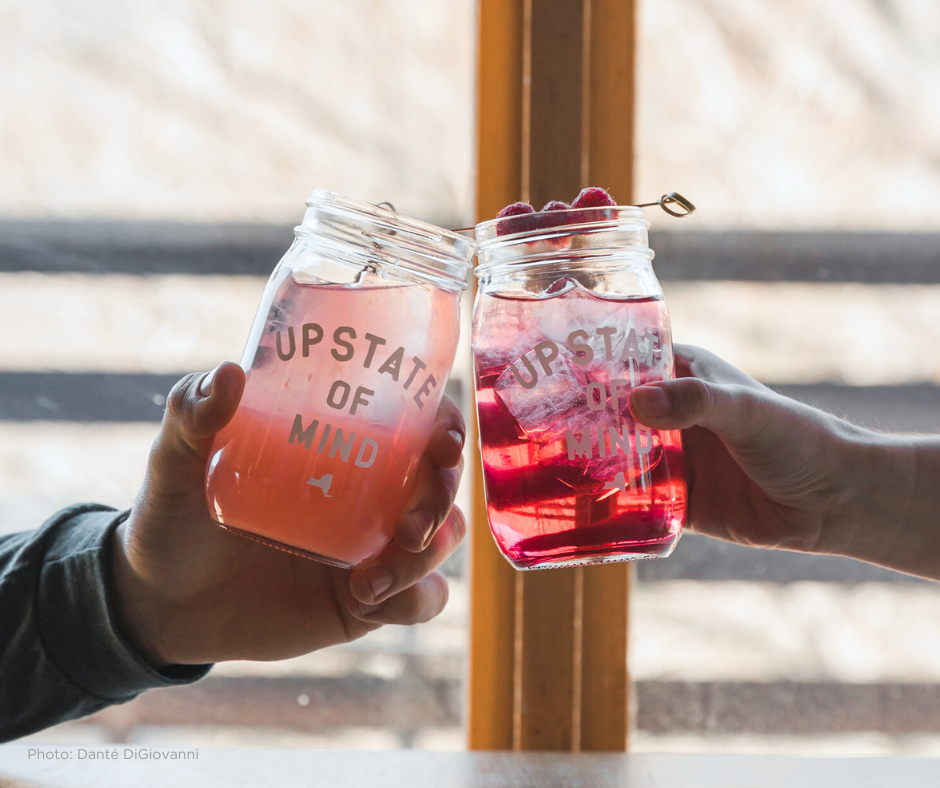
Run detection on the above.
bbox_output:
[198,365,222,397]
[631,386,671,419]
[354,600,382,617]
[447,429,464,450]
[364,567,393,602]
[407,510,436,547]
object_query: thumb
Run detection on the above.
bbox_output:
[158,362,245,465]
[628,378,772,450]
[134,363,244,515]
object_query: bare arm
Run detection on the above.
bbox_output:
[629,345,940,581]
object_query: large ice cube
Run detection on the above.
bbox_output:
[533,278,605,346]
[493,346,583,440]
[579,322,672,390]
[584,425,663,494]
[536,407,664,496]
[531,282,670,387]
[474,300,543,375]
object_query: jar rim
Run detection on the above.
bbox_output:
[299,189,474,291]
[473,204,653,276]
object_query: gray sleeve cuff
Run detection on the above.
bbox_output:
[36,506,211,702]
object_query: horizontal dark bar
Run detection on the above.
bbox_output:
[0,373,462,422]
[772,383,940,434]
[649,229,940,283]
[3,222,940,282]
[2,377,933,432]
[637,681,940,735]
[80,664,462,734]
[73,675,940,736]
[636,532,924,584]
[1,375,935,431]
[0,220,290,276]
[0,373,179,422]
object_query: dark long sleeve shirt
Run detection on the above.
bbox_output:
[0,504,210,742]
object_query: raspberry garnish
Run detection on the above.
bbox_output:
[496,202,538,236]
[497,202,536,218]
[531,200,572,230]
[569,187,616,225]
[495,189,617,235]
[570,187,616,209]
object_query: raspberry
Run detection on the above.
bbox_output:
[529,200,572,230]
[496,202,537,235]
[495,191,617,235]
[569,187,617,225]
[570,187,616,209]
[497,201,536,218]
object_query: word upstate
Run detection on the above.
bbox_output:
[509,326,659,389]
[273,324,438,408]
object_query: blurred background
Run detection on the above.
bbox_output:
[5,0,940,756]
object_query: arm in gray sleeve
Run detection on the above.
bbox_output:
[0,504,211,742]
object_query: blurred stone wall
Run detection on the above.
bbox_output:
[0,0,475,225]
[2,0,940,228]
[638,0,940,230]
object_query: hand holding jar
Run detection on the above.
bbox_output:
[111,360,467,668]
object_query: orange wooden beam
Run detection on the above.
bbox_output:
[513,0,586,753]
[469,0,637,753]
[580,0,636,753]
[467,0,525,752]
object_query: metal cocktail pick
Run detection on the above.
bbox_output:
[444,191,696,234]
[635,192,696,217]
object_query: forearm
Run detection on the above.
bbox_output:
[0,506,209,742]
[825,431,940,580]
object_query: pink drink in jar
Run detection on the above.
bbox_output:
[205,191,473,567]
[472,199,686,569]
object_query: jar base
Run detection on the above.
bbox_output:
[214,522,353,569]
[504,532,680,571]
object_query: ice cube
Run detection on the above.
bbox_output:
[538,399,601,449]
[585,430,663,493]
[536,407,664,496]
[567,321,633,389]
[579,322,672,389]
[473,300,543,374]
[533,279,605,345]
[494,346,583,440]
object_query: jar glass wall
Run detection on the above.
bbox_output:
[472,206,687,570]
[205,190,473,567]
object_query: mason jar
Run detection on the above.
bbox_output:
[205,190,473,567]
[472,204,687,570]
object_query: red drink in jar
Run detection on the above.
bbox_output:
[205,191,473,567]
[472,199,687,569]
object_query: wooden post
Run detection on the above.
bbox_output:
[579,0,636,752]
[467,0,525,752]
[468,0,637,752]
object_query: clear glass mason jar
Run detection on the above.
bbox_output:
[471,205,687,570]
[205,190,473,567]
